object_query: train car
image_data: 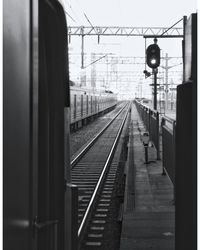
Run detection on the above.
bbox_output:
[70,86,117,129]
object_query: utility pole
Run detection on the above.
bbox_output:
[81,28,84,69]
[165,53,169,110]
[160,53,182,111]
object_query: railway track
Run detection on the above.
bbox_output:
[71,102,131,249]
[70,102,125,159]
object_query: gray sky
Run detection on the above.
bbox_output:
[62,0,197,26]
[60,0,197,98]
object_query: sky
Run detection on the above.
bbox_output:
[61,0,197,98]
[61,0,197,27]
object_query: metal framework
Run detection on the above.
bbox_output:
[68,26,183,68]
[68,26,183,36]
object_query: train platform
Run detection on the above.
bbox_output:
[120,103,175,250]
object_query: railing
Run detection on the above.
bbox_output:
[135,101,160,160]
[149,110,160,160]
[135,100,176,185]
[161,116,176,184]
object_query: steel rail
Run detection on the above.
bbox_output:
[78,102,131,239]
[71,103,128,168]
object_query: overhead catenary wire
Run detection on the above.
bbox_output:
[64,10,77,23]
[66,0,89,25]
[83,13,98,35]
[83,54,108,69]
[66,1,85,25]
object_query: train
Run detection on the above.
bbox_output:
[70,86,117,129]
[3,0,196,249]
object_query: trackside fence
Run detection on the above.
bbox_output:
[135,100,160,160]
[161,116,176,184]
[135,100,176,184]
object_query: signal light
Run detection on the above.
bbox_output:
[146,44,160,69]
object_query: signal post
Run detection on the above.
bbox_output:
[153,68,158,110]
[145,38,160,110]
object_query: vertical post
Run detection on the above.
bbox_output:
[161,118,166,175]
[145,38,147,71]
[182,16,187,82]
[81,33,84,69]
[165,53,169,110]
[153,68,158,110]
[156,111,160,160]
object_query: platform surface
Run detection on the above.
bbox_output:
[120,103,175,250]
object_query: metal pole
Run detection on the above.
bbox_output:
[153,68,157,110]
[161,118,166,175]
[165,53,169,110]
[156,111,160,160]
[145,38,147,71]
[182,16,187,82]
[81,34,84,69]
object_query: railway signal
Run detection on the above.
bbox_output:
[146,42,160,69]
[145,38,160,110]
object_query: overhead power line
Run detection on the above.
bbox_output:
[83,54,108,69]
[67,2,84,25]
[83,13,98,35]
[64,10,77,23]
